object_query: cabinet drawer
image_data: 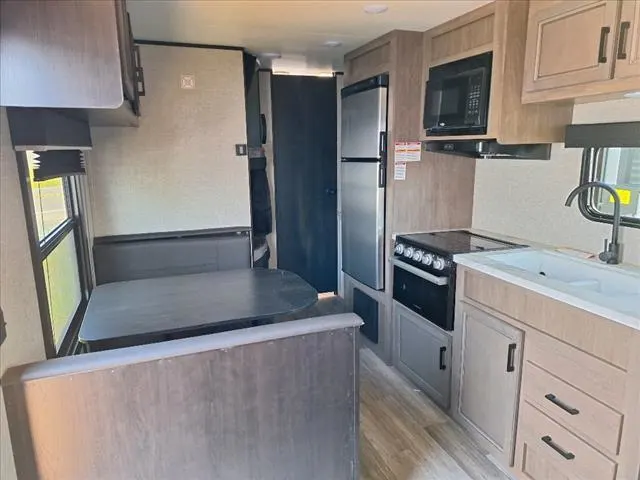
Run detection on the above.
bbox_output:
[526,329,626,411]
[516,402,617,480]
[522,361,623,455]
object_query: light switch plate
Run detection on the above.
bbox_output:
[235,144,247,156]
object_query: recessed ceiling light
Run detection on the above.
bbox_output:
[623,90,640,98]
[323,40,342,48]
[364,4,388,14]
[261,52,281,59]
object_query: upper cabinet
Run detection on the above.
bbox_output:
[615,0,640,79]
[522,0,640,103]
[0,0,144,125]
[420,1,574,144]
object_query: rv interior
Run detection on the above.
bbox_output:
[2,1,640,479]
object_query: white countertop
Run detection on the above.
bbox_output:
[454,247,640,331]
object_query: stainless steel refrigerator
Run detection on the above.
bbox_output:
[340,74,388,290]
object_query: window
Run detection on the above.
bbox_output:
[579,147,640,228]
[23,151,91,355]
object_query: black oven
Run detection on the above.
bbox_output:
[423,52,492,137]
[392,263,455,331]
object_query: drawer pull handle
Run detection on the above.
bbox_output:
[439,346,447,370]
[541,435,575,460]
[598,26,611,63]
[506,343,517,372]
[617,21,631,60]
[545,394,580,415]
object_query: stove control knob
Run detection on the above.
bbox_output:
[412,250,423,262]
[433,257,446,271]
[403,246,415,258]
[422,253,434,266]
[394,243,405,255]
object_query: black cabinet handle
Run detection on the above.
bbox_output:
[439,346,447,370]
[506,343,517,372]
[617,21,631,60]
[545,393,580,415]
[541,435,575,460]
[598,26,611,63]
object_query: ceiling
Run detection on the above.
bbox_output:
[127,0,491,74]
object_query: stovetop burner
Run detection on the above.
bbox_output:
[398,230,521,256]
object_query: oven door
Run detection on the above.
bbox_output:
[392,263,450,330]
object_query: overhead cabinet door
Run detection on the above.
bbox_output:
[524,0,620,93]
[614,0,640,79]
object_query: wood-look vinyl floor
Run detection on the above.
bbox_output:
[286,294,510,479]
[360,348,513,480]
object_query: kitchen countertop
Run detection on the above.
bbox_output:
[454,247,640,331]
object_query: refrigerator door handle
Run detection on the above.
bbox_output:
[379,131,387,157]
[378,162,386,188]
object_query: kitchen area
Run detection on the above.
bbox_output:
[339,1,640,479]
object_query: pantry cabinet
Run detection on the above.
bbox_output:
[451,301,523,466]
[522,0,640,103]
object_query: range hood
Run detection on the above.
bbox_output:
[565,121,640,148]
[424,140,551,160]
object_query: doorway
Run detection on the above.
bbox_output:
[271,74,338,293]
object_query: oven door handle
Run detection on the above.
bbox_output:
[391,258,449,286]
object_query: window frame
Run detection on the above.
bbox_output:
[17,152,92,358]
[578,147,640,229]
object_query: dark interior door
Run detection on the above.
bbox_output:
[271,75,338,293]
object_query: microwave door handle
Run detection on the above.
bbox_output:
[391,258,449,286]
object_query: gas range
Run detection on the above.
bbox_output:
[392,230,524,331]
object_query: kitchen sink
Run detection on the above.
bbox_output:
[489,250,640,298]
[463,249,640,321]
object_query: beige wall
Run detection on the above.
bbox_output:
[87,45,251,237]
[0,108,47,480]
[473,98,640,266]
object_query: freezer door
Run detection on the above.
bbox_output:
[341,161,385,290]
[341,87,387,159]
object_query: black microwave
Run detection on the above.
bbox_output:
[423,52,492,136]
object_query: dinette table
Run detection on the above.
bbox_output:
[78,269,318,352]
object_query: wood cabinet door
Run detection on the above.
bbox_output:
[452,302,523,466]
[393,302,452,409]
[614,0,640,79]
[523,0,620,93]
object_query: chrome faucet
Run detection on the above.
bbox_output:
[565,181,622,265]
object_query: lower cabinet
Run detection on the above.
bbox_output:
[515,402,618,480]
[451,301,524,466]
[393,301,452,409]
